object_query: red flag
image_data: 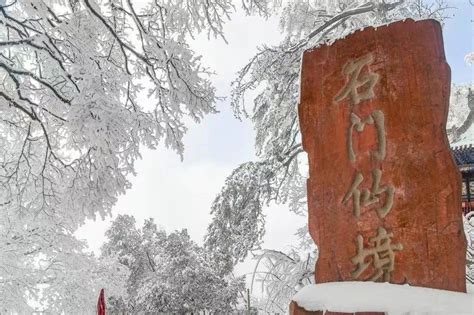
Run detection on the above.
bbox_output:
[97,288,105,315]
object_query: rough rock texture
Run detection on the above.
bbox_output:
[292,19,466,315]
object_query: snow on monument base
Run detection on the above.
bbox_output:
[289,282,474,315]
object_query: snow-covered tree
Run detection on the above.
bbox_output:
[448,84,474,144]
[251,249,316,313]
[464,214,474,284]
[1,227,128,313]
[204,0,465,311]
[102,215,244,314]
[0,0,260,309]
[39,253,129,314]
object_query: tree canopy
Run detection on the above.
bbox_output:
[0,0,239,310]
[102,215,244,313]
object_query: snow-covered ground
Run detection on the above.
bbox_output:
[293,282,474,315]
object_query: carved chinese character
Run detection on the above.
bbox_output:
[334,53,379,105]
[351,227,403,281]
[342,172,364,217]
[342,169,395,218]
[348,110,386,162]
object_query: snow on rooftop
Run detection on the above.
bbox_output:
[292,282,474,315]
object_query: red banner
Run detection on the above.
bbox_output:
[97,288,105,315]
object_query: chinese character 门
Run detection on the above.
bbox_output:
[347,110,386,162]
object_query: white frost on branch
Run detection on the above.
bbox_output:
[465,214,474,285]
[0,0,247,310]
[465,52,474,65]
[251,249,316,313]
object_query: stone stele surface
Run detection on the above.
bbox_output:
[292,18,466,315]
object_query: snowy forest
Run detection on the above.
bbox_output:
[0,0,473,313]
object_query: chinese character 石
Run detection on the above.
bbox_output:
[342,169,395,218]
[348,110,386,162]
[334,53,379,105]
[351,227,403,281]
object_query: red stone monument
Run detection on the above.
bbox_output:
[292,19,466,314]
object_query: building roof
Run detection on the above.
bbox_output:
[451,144,474,172]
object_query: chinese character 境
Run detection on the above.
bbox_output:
[351,227,403,281]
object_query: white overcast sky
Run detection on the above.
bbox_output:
[76,1,473,278]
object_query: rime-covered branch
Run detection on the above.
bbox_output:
[0,0,246,310]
